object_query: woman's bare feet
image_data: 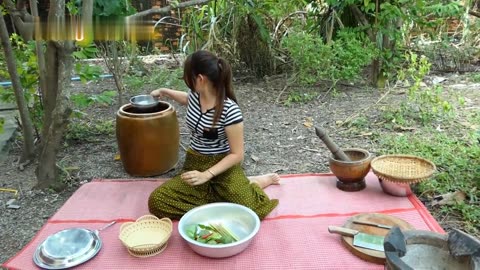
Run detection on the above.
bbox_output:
[248,173,280,189]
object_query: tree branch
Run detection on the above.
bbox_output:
[349,4,374,41]
[128,0,211,19]
[0,11,35,161]
[3,0,34,40]
[29,0,47,101]
[469,10,480,18]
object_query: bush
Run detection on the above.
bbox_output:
[282,29,376,86]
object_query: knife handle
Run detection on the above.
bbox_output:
[328,226,359,237]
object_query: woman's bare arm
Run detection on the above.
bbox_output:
[151,88,188,106]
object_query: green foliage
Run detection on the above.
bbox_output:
[0,34,42,128]
[378,126,480,234]
[147,68,186,92]
[70,90,117,117]
[66,119,115,142]
[282,29,376,85]
[179,0,305,72]
[93,0,136,16]
[0,34,38,92]
[124,75,145,91]
[66,90,116,142]
[66,0,80,15]
[73,43,98,59]
[347,116,369,129]
[74,63,103,83]
[72,43,102,83]
[305,0,466,80]
[0,117,4,134]
[65,0,136,17]
[284,91,315,105]
[384,52,455,126]
[471,73,480,83]
[124,67,186,95]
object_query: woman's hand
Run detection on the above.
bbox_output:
[150,88,189,105]
[150,88,167,99]
[181,170,212,186]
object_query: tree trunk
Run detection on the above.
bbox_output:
[29,0,48,102]
[35,0,92,189]
[100,41,127,107]
[113,72,126,107]
[111,42,126,107]
[0,11,35,162]
[35,41,74,189]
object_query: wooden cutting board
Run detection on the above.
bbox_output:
[339,213,415,265]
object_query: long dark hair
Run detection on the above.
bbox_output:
[183,50,236,125]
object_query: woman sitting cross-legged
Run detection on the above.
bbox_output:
[148,50,279,220]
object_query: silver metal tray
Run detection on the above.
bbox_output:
[33,228,102,269]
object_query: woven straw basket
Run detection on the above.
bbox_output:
[119,215,173,258]
[371,154,436,184]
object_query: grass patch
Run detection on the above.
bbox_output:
[124,67,187,95]
[377,119,480,234]
[284,90,316,105]
[65,120,115,143]
[470,73,480,83]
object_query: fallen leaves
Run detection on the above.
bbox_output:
[432,191,467,206]
[303,117,313,128]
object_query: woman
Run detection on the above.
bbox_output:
[148,50,279,220]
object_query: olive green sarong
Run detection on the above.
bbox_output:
[148,149,279,220]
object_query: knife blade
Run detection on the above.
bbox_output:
[328,226,385,252]
[353,220,393,229]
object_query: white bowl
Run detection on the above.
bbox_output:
[178,202,260,258]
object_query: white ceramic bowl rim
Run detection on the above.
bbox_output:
[178,202,261,249]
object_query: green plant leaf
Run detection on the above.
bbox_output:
[0,117,4,134]
[71,93,93,108]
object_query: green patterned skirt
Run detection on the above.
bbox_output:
[148,149,279,220]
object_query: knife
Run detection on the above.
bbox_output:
[353,220,393,229]
[328,226,385,252]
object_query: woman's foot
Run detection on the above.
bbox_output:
[249,173,280,189]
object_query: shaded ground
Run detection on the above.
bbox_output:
[1,70,479,265]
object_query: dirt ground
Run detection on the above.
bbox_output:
[0,69,479,265]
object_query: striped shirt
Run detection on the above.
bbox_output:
[186,90,243,155]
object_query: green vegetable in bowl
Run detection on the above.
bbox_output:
[185,223,238,245]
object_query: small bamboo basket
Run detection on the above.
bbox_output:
[371,154,436,184]
[119,215,173,258]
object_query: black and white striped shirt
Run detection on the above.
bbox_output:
[186,90,243,155]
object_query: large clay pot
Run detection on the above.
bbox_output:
[385,228,479,270]
[329,148,372,192]
[116,101,179,176]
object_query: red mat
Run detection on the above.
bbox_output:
[3,173,444,270]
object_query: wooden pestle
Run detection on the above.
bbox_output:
[314,126,351,161]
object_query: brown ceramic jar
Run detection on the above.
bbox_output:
[116,101,180,176]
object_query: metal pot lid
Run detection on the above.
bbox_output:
[33,228,102,269]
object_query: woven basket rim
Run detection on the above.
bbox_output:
[371,154,436,183]
[119,216,173,254]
